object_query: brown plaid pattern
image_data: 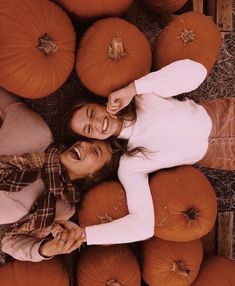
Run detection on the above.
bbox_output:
[0,146,81,233]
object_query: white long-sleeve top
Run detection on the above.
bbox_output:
[85,59,211,245]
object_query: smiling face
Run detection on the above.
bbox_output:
[60,140,112,181]
[70,103,123,140]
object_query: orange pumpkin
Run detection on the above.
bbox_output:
[142,237,203,286]
[142,0,188,13]
[76,245,141,286]
[154,12,221,73]
[0,258,69,286]
[150,165,217,241]
[57,0,133,20]
[0,0,76,99]
[191,256,235,286]
[77,181,128,226]
[76,17,152,97]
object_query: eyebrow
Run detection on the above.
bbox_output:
[83,107,89,134]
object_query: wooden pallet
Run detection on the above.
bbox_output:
[175,0,233,35]
[217,211,235,259]
[202,211,235,260]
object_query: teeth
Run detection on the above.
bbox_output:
[102,118,108,132]
[74,147,81,160]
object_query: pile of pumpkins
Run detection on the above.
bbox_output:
[0,0,233,286]
[76,166,235,286]
[0,0,221,99]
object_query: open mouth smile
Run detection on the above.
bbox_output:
[69,145,81,160]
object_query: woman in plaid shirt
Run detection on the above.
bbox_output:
[0,89,121,261]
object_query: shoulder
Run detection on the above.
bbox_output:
[118,154,145,180]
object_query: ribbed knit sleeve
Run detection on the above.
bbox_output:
[85,156,155,244]
[134,59,207,97]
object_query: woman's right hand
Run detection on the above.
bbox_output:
[107,82,137,116]
[39,221,85,257]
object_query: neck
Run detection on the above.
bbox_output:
[114,118,123,137]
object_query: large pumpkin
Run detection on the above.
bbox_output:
[154,12,221,73]
[76,245,141,286]
[77,181,128,226]
[142,237,203,286]
[57,0,133,20]
[191,256,235,286]
[0,258,69,286]
[76,17,152,97]
[142,0,188,13]
[150,165,217,241]
[0,0,76,99]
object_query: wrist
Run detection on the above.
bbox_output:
[128,82,137,97]
[39,241,51,258]
[81,228,87,242]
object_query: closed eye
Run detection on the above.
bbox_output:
[88,107,94,118]
[84,124,91,134]
[94,147,99,158]
[97,145,102,158]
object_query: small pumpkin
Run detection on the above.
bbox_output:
[154,12,221,73]
[150,165,217,241]
[76,245,141,286]
[0,0,76,99]
[76,17,152,97]
[142,0,188,14]
[0,258,69,286]
[57,0,133,20]
[77,181,128,226]
[191,256,235,286]
[141,237,203,286]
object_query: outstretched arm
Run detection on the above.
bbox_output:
[107,60,207,115]
[83,157,155,245]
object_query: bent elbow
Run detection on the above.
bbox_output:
[191,61,208,89]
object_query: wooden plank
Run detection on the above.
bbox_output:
[193,0,204,13]
[201,225,216,258]
[216,0,233,31]
[207,0,216,21]
[217,211,234,259]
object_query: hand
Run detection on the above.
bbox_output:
[107,82,137,116]
[39,221,86,257]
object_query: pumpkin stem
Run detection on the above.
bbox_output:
[178,28,196,44]
[106,279,122,286]
[172,260,191,278]
[108,34,127,63]
[37,33,58,56]
[98,213,114,224]
[183,207,199,221]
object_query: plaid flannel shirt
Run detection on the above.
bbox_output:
[0,146,80,233]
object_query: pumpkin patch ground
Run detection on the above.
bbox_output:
[0,0,234,285]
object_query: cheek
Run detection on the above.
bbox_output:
[93,130,107,140]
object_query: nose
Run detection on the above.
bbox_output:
[80,141,91,151]
[90,116,103,132]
